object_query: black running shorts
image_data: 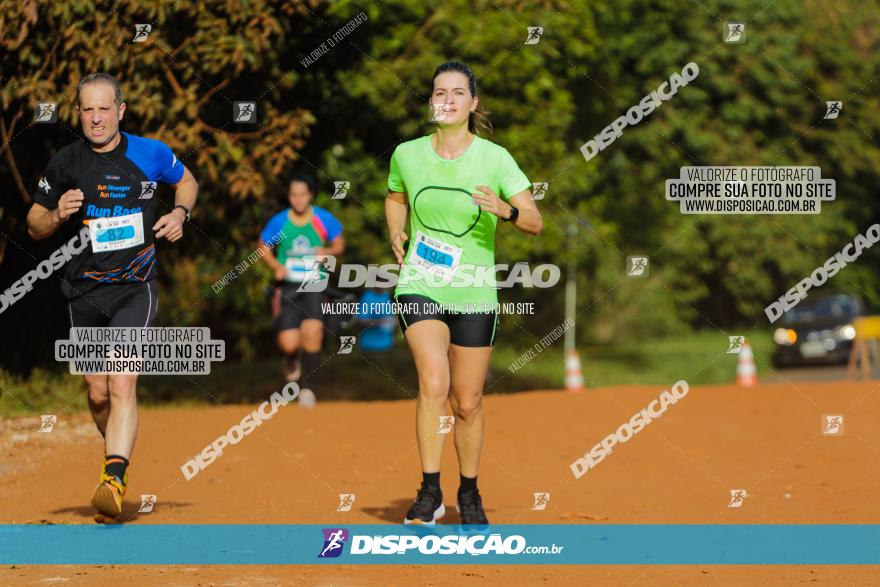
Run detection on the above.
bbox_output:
[394,294,498,347]
[272,284,325,331]
[68,280,158,328]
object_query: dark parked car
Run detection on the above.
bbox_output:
[772,293,865,367]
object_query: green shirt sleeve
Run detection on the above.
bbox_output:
[496,147,531,201]
[387,147,405,192]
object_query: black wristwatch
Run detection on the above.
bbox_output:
[502,206,519,222]
[173,204,191,222]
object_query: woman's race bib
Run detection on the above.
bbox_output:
[410,231,463,283]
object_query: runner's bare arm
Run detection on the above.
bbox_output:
[471,186,542,236]
[259,238,288,281]
[172,166,198,215]
[506,189,543,235]
[317,235,345,258]
[385,190,409,264]
[154,166,198,242]
[27,189,85,240]
[27,204,62,240]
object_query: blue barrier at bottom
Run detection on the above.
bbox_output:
[1,524,877,565]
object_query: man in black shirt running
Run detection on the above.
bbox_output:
[27,73,198,522]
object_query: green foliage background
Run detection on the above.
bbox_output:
[2,0,879,376]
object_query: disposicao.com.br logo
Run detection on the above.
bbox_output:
[318,528,350,558]
[317,528,564,558]
[292,256,561,292]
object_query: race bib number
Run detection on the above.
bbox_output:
[285,256,321,283]
[410,231,463,282]
[89,212,145,253]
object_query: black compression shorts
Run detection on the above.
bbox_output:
[394,294,498,347]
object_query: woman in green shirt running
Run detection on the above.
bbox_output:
[385,61,543,526]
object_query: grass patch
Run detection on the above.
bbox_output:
[0,368,87,417]
[0,331,775,416]
[492,330,775,389]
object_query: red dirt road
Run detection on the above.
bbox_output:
[2,381,879,584]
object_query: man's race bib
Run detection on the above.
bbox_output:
[410,231,463,282]
[89,212,145,253]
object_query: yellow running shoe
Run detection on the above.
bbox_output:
[91,464,128,519]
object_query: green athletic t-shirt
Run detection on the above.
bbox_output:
[387,134,531,308]
[259,206,343,283]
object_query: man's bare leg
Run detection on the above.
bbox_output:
[91,373,138,519]
[84,374,110,436]
[105,373,139,457]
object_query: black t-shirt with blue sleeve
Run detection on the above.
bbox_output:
[32,132,184,299]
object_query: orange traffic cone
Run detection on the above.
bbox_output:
[565,350,585,392]
[737,341,756,386]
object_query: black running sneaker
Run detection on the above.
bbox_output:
[404,484,445,525]
[457,489,489,525]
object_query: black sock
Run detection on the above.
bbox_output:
[459,474,477,493]
[422,471,440,490]
[105,455,129,480]
[300,351,320,389]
